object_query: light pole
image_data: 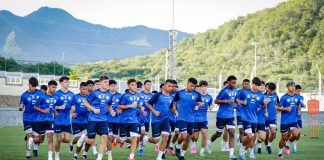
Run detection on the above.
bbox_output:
[218,65,224,90]
[252,42,258,77]
[316,64,322,95]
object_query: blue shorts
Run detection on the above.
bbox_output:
[23,121,33,133]
[216,117,235,132]
[236,116,243,128]
[87,121,108,139]
[108,122,119,137]
[242,121,257,134]
[169,121,176,133]
[54,124,72,134]
[265,120,277,129]
[176,120,194,135]
[32,121,54,135]
[297,120,302,129]
[193,121,208,132]
[151,119,170,138]
[280,123,298,133]
[140,121,150,133]
[256,123,266,132]
[72,123,87,135]
[119,123,139,139]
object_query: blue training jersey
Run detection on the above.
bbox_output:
[173,89,202,122]
[19,89,42,122]
[264,93,279,121]
[54,90,74,125]
[119,91,141,124]
[107,92,122,123]
[297,95,304,121]
[35,93,59,122]
[216,86,237,119]
[238,89,265,124]
[256,93,266,124]
[279,94,300,124]
[235,89,245,117]
[168,92,177,122]
[72,93,88,124]
[139,91,153,123]
[148,92,173,123]
[195,94,213,122]
[87,89,112,122]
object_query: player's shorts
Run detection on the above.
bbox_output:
[242,121,257,134]
[256,123,266,132]
[23,121,33,133]
[176,120,194,135]
[265,120,277,130]
[193,121,208,132]
[32,121,54,135]
[236,116,243,129]
[151,119,170,138]
[140,122,150,134]
[108,122,119,137]
[87,121,108,139]
[216,117,235,132]
[280,122,298,133]
[119,123,139,140]
[297,120,302,129]
[54,124,72,134]
[72,123,87,136]
[169,121,177,133]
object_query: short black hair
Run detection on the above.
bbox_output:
[29,77,39,87]
[223,81,228,86]
[99,76,109,81]
[268,82,276,90]
[188,77,198,85]
[86,80,94,85]
[94,80,99,83]
[48,80,58,86]
[165,79,173,84]
[199,80,208,87]
[152,90,158,94]
[40,85,47,91]
[295,85,302,90]
[171,80,178,85]
[80,82,87,87]
[226,75,237,82]
[252,77,262,86]
[144,80,152,85]
[243,79,250,83]
[261,80,265,85]
[160,83,164,89]
[109,79,117,85]
[127,78,136,85]
[137,81,143,88]
[59,76,70,83]
[265,82,269,87]
[125,89,129,93]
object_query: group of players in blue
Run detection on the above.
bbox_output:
[19,75,305,160]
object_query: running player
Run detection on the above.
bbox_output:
[167,80,179,156]
[255,81,268,154]
[294,84,305,153]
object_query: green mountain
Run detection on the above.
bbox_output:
[72,0,324,91]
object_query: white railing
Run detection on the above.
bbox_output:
[5,76,22,85]
[38,78,51,85]
[69,80,78,88]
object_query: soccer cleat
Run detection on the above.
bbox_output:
[190,145,196,154]
[266,146,272,154]
[112,140,117,149]
[230,155,238,160]
[127,144,131,149]
[278,153,283,159]
[293,146,297,153]
[138,148,144,156]
[285,145,290,155]
[155,144,160,152]
[127,158,134,160]
[178,156,185,160]
[162,152,166,159]
[239,154,246,160]
[249,154,255,159]
[207,141,212,154]
[26,156,31,160]
[69,144,74,154]
[257,148,261,154]
[82,155,87,160]
[199,151,205,157]
[175,148,181,158]
[73,156,78,160]
[33,150,38,157]
[168,147,175,156]
[119,142,124,148]
[224,145,230,152]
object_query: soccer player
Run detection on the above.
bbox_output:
[19,77,42,159]
[118,79,141,160]
[167,80,179,156]
[70,82,88,160]
[221,80,229,152]
[41,85,48,94]
[138,80,153,156]
[277,80,300,158]
[53,76,74,160]
[146,79,174,160]
[207,75,237,160]
[106,79,122,158]
[238,77,268,160]
[83,76,113,160]
[33,80,59,160]
[191,80,213,157]
[255,81,268,154]
[264,82,279,154]
[235,79,250,147]
[173,77,202,160]
[294,84,305,153]
[86,80,94,93]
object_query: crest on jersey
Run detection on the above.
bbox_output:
[46,99,50,103]
[273,98,276,101]
[106,96,110,100]
[130,97,133,101]
[60,96,64,100]
[247,94,251,99]
[287,99,291,102]
[27,97,31,101]
[192,95,195,100]
[206,99,209,102]
[137,97,140,100]
[98,95,102,99]
[68,96,72,100]
[140,102,143,105]
[116,99,120,102]
[78,99,81,103]
[295,98,298,102]
[256,97,260,100]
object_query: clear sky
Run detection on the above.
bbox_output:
[0,0,286,34]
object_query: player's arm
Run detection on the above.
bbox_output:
[84,99,100,114]
[34,105,50,114]
[18,96,25,111]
